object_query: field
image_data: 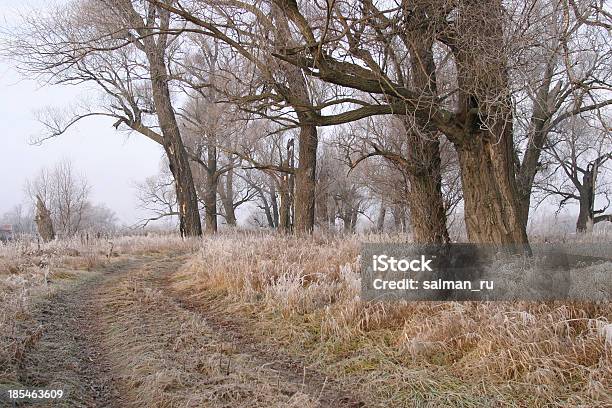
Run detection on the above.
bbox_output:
[0,232,610,407]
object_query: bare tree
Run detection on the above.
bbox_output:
[6,0,203,236]
[513,0,612,227]
[536,118,612,232]
[135,164,179,228]
[26,160,90,238]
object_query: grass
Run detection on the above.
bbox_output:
[0,234,199,388]
[173,232,612,407]
[98,258,321,407]
[0,231,610,406]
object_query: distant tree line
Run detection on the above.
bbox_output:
[1,160,119,241]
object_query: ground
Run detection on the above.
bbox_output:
[0,234,610,407]
[1,249,364,407]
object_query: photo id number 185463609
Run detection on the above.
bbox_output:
[6,389,64,400]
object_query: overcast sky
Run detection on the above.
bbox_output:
[0,1,163,225]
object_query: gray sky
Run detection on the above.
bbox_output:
[0,1,163,224]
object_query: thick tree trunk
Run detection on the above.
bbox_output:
[401,125,450,244]
[203,183,217,233]
[341,213,354,233]
[576,196,593,233]
[350,209,358,232]
[452,0,529,249]
[401,27,450,244]
[147,53,202,237]
[294,122,317,233]
[576,175,595,233]
[456,135,529,246]
[273,6,318,233]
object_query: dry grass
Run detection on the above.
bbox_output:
[1,232,610,406]
[174,232,612,407]
[0,238,102,386]
[0,234,199,388]
[98,257,321,407]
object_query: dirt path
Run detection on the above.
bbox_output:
[148,268,366,408]
[5,254,364,408]
[10,257,145,408]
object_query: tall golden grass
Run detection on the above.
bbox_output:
[175,232,612,406]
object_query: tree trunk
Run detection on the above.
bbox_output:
[451,0,529,249]
[401,27,450,244]
[273,6,317,234]
[341,214,353,233]
[294,123,317,233]
[278,181,291,232]
[376,205,386,232]
[576,196,593,233]
[219,170,237,227]
[350,208,359,232]
[402,127,450,244]
[576,173,595,233]
[260,193,275,228]
[269,182,279,227]
[516,63,555,227]
[456,135,529,246]
[35,195,55,243]
[146,50,202,237]
[204,144,218,234]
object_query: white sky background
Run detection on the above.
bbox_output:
[0,0,163,225]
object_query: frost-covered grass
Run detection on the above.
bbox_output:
[0,234,198,386]
[175,232,612,407]
[1,231,610,406]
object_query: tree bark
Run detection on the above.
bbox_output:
[269,182,279,227]
[147,52,202,237]
[341,214,352,233]
[451,0,530,249]
[401,124,450,244]
[576,195,594,233]
[456,135,529,246]
[204,143,218,234]
[576,171,595,233]
[376,205,386,232]
[400,24,450,244]
[294,122,317,233]
[272,5,318,234]
[219,170,237,227]
[278,180,291,232]
[350,208,358,232]
[35,195,55,243]
[260,195,275,228]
